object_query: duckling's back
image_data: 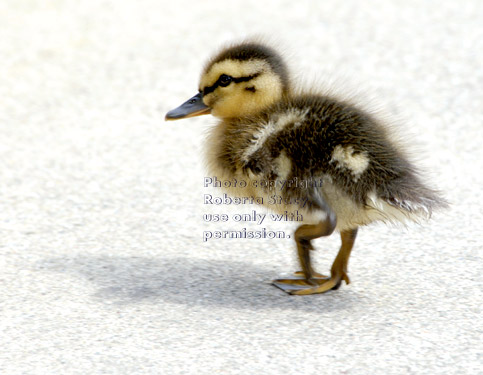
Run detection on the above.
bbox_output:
[206,94,446,231]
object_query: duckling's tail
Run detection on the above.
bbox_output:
[377,178,449,222]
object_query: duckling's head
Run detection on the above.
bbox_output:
[166,42,289,120]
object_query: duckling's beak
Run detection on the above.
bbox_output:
[165,92,211,121]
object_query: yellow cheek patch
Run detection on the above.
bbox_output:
[210,76,282,118]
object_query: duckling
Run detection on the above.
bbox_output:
[165,41,447,295]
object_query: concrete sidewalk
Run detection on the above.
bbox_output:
[1,1,481,374]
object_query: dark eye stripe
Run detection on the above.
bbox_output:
[202,72,260,96]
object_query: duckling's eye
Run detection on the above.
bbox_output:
[218,74,233,87]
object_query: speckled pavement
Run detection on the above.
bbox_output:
[1,1,482,374]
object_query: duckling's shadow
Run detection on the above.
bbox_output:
[39,254,363,313]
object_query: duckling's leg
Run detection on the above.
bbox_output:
[272,217,336,292]
[288,228,358,295]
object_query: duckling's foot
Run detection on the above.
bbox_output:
[289,272,350,295]
[273,272,350,295]
[274,228,358,295]
[272,272,329,293]
[293,270,328,278]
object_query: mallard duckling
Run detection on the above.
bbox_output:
[165,41,447,295]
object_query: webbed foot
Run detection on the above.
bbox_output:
[272,271,349,295]
[272,271,329,293]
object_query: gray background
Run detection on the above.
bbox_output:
[1,1,482,374]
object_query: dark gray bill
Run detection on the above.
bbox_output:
[165,92,211,121]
